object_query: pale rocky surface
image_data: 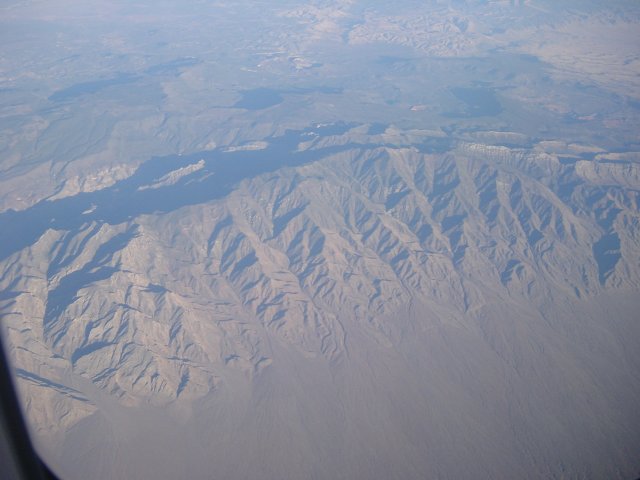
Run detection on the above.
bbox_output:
[2,127,640,479]
[1,1,640,479]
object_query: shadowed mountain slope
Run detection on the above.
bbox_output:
[1,124,639,479]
